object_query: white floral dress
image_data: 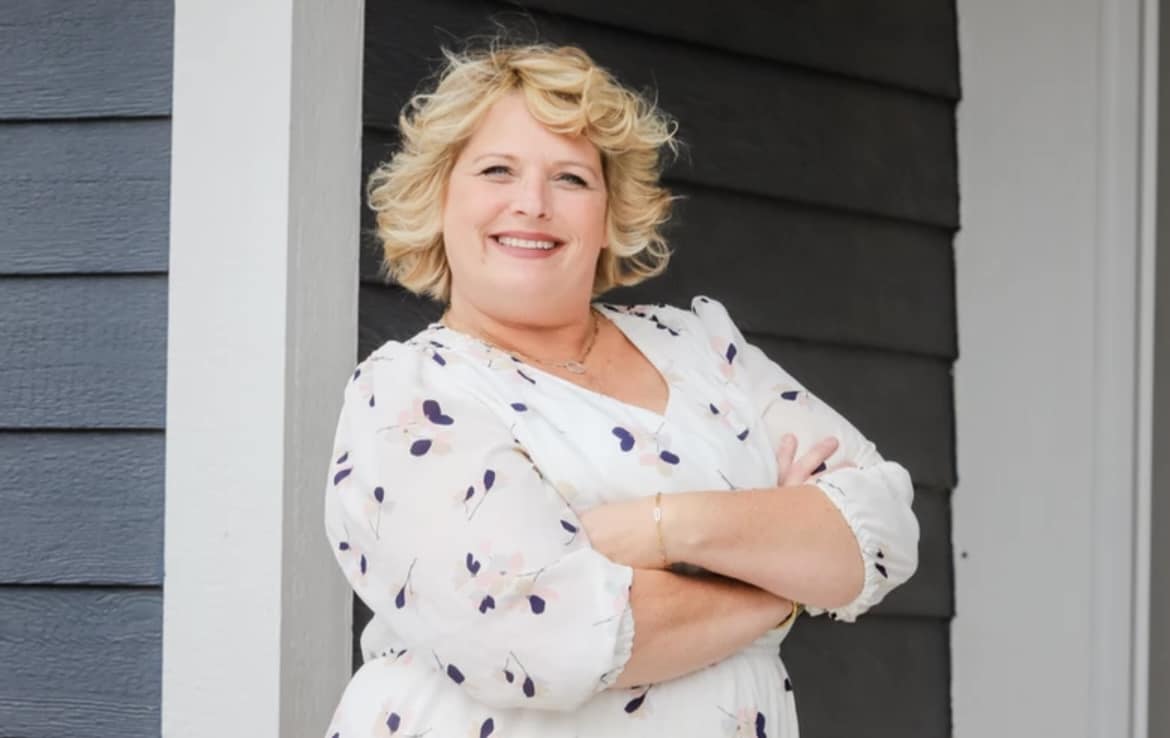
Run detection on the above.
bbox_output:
[323,296,919,738]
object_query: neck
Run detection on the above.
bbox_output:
[443,299,598,362]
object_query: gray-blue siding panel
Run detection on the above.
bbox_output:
[0,275,166,429]
[783,615,950,736]
[1,0,171,736]
[0,432,163,585]
[365,0,959,227]
[0,120,170,275]
[0,587,161,738]
[611,187,956,360]
[517,0,960,98]
[0,0,172,120]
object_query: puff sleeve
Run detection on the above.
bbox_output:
[323,341,636,710]
[689,296,920,622]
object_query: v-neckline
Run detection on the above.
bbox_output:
[428,303,677,423]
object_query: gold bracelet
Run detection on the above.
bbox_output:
[652,491,669,568]
[774,602,803,630]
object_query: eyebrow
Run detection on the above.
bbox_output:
[470,152,600,179]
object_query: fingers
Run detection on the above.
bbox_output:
[781,435,839,486]
[775,433,797,484]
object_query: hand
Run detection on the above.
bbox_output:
[775,433,855,486]
[577,497,666,570]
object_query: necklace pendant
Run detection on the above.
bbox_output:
[562,360,588,375]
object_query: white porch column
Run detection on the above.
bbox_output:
[164,1,363,736]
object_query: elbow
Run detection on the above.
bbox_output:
[835,529,919,621]
[810,461,921,620]
[821,550,870,611]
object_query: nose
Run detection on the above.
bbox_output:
[512,174,550,220]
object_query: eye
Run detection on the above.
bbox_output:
[479,165,512,177]
[556,172,589,187]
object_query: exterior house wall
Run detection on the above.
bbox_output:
[0,2,172,736]
[8,2,1159,737]
[357,2,959,736]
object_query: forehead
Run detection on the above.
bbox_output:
[460,91,600,166]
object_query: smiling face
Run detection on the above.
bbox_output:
[441,90,608,325]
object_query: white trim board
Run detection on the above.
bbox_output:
[953,1,1155,736]
[163,2,363,736]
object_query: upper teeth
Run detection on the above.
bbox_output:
[497,236,558,250]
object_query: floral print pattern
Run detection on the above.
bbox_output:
[323,296,918,737]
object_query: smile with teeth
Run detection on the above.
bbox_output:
[493,235,561,250]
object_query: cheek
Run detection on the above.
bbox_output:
[563,195,608,243]
[443,183,503,241]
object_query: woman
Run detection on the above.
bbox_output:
[324,41,918,737]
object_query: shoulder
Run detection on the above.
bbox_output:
[338,334,516,461]
[607,297,779,386]
[603,295,745,354]
[355,330,448,388]
[598,295,739,338]
[686,295,738,328]
[345,328,488,418]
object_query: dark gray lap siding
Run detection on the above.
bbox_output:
[360,2,958,737]
[0,1,172,736]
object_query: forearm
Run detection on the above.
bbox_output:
[665,484,864,610]
[612,568,792,689]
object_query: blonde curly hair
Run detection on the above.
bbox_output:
[366,40,680,302]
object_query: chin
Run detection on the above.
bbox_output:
[485,285,588,321]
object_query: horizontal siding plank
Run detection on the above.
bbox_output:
[357,285,955,490]
[784,614,950,738]
[514,0,960,98]
[359,134,956,358]
[872,489,952,618]
[364,0,958,226]
[610,184,956,359]
[0,276,166,429]
[0,120,170,274]
[0,0,172,119]
[357,284,443,348]
[0,587,160,737]
[0,432,163,585]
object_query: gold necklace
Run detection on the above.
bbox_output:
[441,309,600,375]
